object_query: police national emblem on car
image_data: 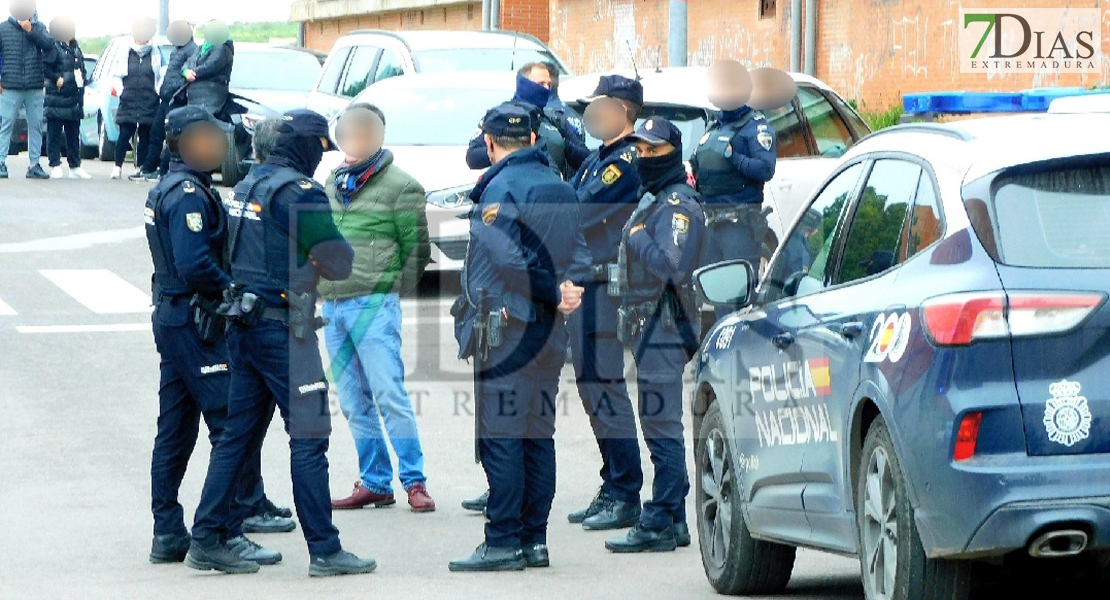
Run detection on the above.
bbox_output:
[1043,379,1092,447]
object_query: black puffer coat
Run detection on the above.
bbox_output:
[44,40,86,121]
[160,39,197,103]
[116,45,160,125]
[183,40,233,117]
[0,17,56,90]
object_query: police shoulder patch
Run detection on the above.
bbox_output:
[757,131,774,151]
[298,180,314,190]
[672,212,690,234]
[481,202,500,225]
[182,180,195,194]
[602,164,622,185]
[185,212,203,233]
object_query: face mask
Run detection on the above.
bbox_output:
[513,74,550,108]
[635,150,683,191]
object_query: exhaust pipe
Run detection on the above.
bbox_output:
[1028,529,1089,558]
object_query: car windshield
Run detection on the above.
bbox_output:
[971,160,1110,268]
[413,48,565,73]
[231,51,322,91]
[366,87,512,146]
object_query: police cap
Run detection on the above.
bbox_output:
[480,102,534,138]
[165,105,221,138]
[279,109,337,150]
[585,74,644,106]
[629,115,683,150]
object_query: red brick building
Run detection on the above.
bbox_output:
[290,0,1110,110]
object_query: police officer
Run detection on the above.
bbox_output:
[565,74,645,531]
[186,110,376,577]
[449,103,585,572]
[466,61,590,180]
[606,116,704,553]
[145,106,294,565]
[691,60,776,318]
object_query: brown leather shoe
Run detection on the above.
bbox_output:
[406,483,436,513]
[332,481,395,510]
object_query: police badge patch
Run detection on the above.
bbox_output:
[182,180,195,194]
[672,212,690,234]
[602,164,622,185]
[758,131,774,151]
[725,144,733,158]
[482,203,500,225]
[186,212,203,233]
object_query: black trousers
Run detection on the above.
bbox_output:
[142,98,171,173]
[115,121,151,168]
[47,118,80,168]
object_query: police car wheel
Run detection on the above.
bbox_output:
[857,418,971,600]
[696,401,795,595]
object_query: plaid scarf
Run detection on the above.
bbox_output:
[334,149,391,205]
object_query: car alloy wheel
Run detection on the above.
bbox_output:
[862,443,898,600]
[700,427,733,570]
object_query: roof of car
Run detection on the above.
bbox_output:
[351,71,517,103]
[558,67,832,109]
[341,29,547,51]
[849,113,1110,183]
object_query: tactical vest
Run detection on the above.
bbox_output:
[226,167,318,301]
[145,171,225,299]
[694,114,756,199]
[536,115,567,180]
[621,182,700,304]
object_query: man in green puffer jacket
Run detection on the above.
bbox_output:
[319,103,436,513]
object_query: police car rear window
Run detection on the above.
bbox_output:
[974,162,1110,268]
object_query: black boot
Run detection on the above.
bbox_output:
[604,525,678,553]
[448,544,526,572]
[262,498,293,519]
[522,543,550,568]
[149,533,191,563]
[309,549,377,577]
[242,511,297,534]
[461,490,489,512]
[568,488,611,524]
[673,522,691,547]
[184,540,260,574]
[582,499,641,531]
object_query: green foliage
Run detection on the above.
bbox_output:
[78,21,298,57]
[847,99,904,132]
[838,187,907,283]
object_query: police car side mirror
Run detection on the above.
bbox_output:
[695,260,754,309]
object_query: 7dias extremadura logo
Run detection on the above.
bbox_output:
[960,8,1102,73]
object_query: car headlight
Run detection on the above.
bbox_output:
[426,185,474,209]
[241,113,267,133]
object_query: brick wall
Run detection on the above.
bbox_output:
[502,0,550,41]
[550,0,1110,110]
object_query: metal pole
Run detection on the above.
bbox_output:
[790,0,802,72]
[490,0,500,31]
[668,0,687,67]
[804,0,817,75]
[481,0,491,31]
[158,0,169,35]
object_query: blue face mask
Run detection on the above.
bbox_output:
[513,74,551,109]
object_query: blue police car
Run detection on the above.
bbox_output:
[691,111,1110,599]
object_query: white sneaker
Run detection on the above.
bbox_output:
[50,166,63,179]
[110,166,121,180]
[69,167,91,180]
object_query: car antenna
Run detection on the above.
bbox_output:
[626,40,641,81]
[656,46,663,73]
[511,35,519,71]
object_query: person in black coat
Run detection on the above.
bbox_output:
[44,16,88,179]
[136,20,197,182]
[182,20,234,120]
[0,0,57,179]
[112,17,161,180]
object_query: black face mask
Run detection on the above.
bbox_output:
[269,133,324,177]
[635,150,685,193]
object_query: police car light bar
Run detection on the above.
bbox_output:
[903,88,1102,115]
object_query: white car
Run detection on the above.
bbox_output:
[559,67,872,264]
[314,72,517,272]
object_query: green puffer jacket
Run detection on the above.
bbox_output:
[318,154,431,299]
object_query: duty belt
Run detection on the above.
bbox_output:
[589,263,618,283]
[704,204,769,226]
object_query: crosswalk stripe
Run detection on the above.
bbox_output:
[39,269,152,314]
[0,297,15,316]
[0,227,145,254]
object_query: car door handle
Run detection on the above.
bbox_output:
[833,321,865,340]
[772,332,795,349]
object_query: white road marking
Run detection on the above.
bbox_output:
[0,297,15,316]
[16,323,150,334]
[40,269,152,314]
[0,227,145,253]
[401,316,455,326]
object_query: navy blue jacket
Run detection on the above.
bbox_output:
[161,39,197,102]
[465,101,590,177]
[462,146,583,321]
[691,107,777,206]
[625,183,706,300]
[572,135,641,265]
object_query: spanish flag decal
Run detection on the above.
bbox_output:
[808,357,831,396]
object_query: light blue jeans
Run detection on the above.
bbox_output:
[0,88,45,166]
[323,293,426,495]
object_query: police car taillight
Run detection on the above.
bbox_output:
[922,292,1103,346]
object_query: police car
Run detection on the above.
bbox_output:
[691,111,1110,598]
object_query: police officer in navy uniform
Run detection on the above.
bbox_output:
[691,61,776,318]
[144,106,295,565]
[186,110,376,577]
[449,103,586,572]
[606,116,704,553]
[466,61,589,180]
[565,74,645,531]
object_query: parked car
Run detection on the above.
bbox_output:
[559,67,872,268]
[314,72,516,272]
[306,29,570,121]
[692,111,1110,599]
[83,53,98,76]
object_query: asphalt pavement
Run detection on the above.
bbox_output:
[0,156,869,599]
